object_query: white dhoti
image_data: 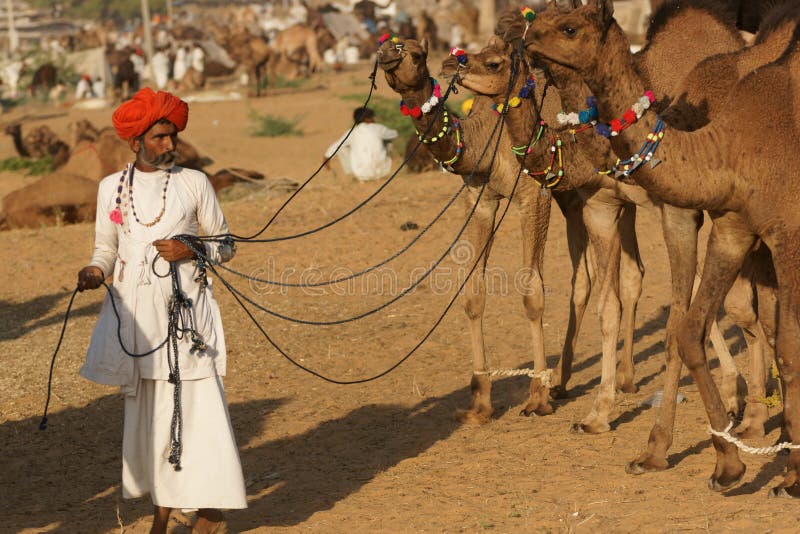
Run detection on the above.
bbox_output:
[122,375,247,510]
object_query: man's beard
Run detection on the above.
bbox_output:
[139,146,178,170]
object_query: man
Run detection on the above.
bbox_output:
[76,87,246,534]
[323,107,398,182]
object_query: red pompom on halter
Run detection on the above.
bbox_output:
[450,47,468,65]
[400,78,442,117]
[378,32,399,45]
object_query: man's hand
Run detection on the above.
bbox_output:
[77,266,104,291]
[154,239,197,262]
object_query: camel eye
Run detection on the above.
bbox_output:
[487,61,500,71]
[561,26,577,37]
[410,52,422,62]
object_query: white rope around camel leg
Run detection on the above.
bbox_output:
[708,422,800,455]
[474,368,553,389]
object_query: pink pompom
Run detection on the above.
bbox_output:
[109,207,123,224]
[644,90,655,103]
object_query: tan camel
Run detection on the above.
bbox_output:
[0,172,97,230]
[379,36,581,420]
[442,39,651,433]
[518,0,800,496]
[491,0,782,449]
[269,23,323,81]
[653,3,800,439]
[4,123,70,168]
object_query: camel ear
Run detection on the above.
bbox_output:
[595,0,614,21]
[570,0,583,8]
[420,37,429,57]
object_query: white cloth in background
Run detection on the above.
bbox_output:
[151,51,170,89]
[173,48,188,82]
[75,77,92,99]
[190,46,205,73]
[324,122,398,182]
[92,78,106,99]
[122,375,247,509]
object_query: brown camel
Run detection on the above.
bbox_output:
[491,0,783,445]
[217,27,274,96]
[652,3,800,438]
[0,172,97,230]
[379,36,595,421]
[442,39,650,433]
[269,24,323,81]
[441,27,760,434]
[517,0,800,497]
[4,123,70,168]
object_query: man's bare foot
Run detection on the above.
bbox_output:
[193,508,225,534]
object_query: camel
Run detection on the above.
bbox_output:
[269,23,324,81]
[216,28,274,96]
[4,123,70,168]
[378,35,595,421]
[516,0,800,497]
[490,0,785,449]
[441,39,655,433]
[0,172,97,230]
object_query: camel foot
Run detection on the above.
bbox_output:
[625,454,669,475]
[768,482,800,499]
[707,462,746,492]
[570,420,610,434]
[454,408,493,425]
[549,385,569,399]
[520,377,553,417]
[519,400,553,417]
[616,381,639,394]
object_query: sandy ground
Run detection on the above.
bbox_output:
[1,61,799,533]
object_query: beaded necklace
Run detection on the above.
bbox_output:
[492,75,536,114]
[558,92,655,138]
[433,116,463,172]
[524,134,564,190]
[415,108,452,144]
[601,118,666,179]
[112,163,172,228]
[400,78,442,118]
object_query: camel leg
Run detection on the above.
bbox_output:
[700,272,745,419]
[455,187,500,424]
[718,260,768,438]
[628,205,702,474]
[616,203,644,394]
[571,189,624,434]
[518,188,554,417]
[760,232,800,498]
[675,212,753,491]
[551,190,594,399]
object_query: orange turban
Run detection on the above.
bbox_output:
[112,87,189,140]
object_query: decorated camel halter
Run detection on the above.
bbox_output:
[492,75,536,115]
[400,78,442,118]
[603,118,666,178]
[518,120,564,189]
[557,92,655,137]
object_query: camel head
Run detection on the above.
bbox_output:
[4,122,20,137]
[378,36,431,92]
[497,0,614,76]
[441,37,519,102]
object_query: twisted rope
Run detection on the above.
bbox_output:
[475,368,553,388]
[708,422,800,455]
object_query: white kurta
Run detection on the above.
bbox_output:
[324,122,398,182]
[80,165,246,509]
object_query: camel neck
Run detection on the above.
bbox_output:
[581,25,734,211]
